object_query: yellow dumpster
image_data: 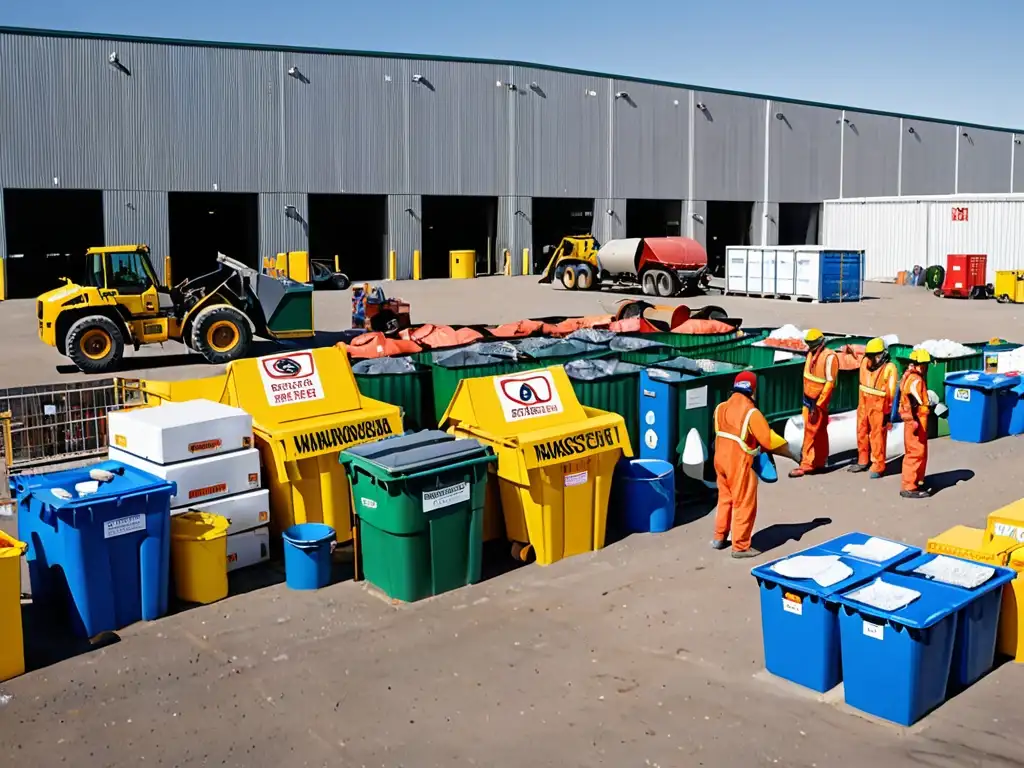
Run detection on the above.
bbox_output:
[450,250,476,280]
[1002,549,1024,662]
[985,498,1024,545]
[995,270,1024,303]
[442,365,632,565]
[0,529,27,682]
[171,512,230,604]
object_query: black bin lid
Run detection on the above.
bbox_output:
[344,430,489,475]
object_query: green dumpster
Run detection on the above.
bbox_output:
[341,430,495,603]
[564,359,645,449]
[623,329,741,351]
[610,336,675,367]
[890,341,985,437]
[426,343,527,422]
[353,357,435,431]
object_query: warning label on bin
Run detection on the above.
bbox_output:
[103,514,146,539]
[258,351,325,407]
[423,482,470,511]
[494,371,564,422]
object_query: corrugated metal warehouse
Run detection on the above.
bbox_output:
[2,25,1024,298]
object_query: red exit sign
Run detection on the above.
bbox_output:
[952,207,969,222]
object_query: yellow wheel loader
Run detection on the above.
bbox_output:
[37,245,315,374]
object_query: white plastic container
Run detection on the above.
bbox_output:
[108,400,253,465]
[227,526,270,572]
[109,446,261,509]
[725,246,864,302]
[173,488,270,536]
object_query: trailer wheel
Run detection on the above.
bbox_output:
[66,315,125,374]
[576,264,594,290]
[191,305,253,365]
[654,270,678,298]
[561,265,578,290]
[332,273,351,291]
[998,294,1011,304]
[641,271,657,296]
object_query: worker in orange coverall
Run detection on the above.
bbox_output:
[789,329,839,478]
[711,371,786,559]
[848,337,898,478]
[899,349,932,499]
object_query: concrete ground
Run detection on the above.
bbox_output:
[2,279,1024,767]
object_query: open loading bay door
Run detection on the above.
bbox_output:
[168,192,259,283]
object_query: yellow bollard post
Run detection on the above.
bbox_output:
[413,250,422,280]
[164,255,173,288]
[503,250,511,276]
[521,248,530,276]
[388,251,397,281]
[0,257,6,300]
[334,254,340,273]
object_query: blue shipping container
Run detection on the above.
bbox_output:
[815,250,865,303]
[16,461,176,638]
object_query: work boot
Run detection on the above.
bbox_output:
[900,489,931,499]
[869,471,883,479]
[788,468,807,478]
[847,463,869,473]
[731,548,762,559]
[710,539,730,551]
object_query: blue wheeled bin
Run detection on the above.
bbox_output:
[996,382,1024,438]
[751,545,894,693]
[836,572,975,725]
[892,553,1017,688]
[14,461,175,638]
[944,372,1020,443]
[612,459,675,533]
[815,531,921,569]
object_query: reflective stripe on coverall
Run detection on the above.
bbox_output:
[713,392,774,552]
[857,359,898,472]
[800,346,839,471]
[898,369,930,491]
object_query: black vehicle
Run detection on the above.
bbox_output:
[310,260,351,291]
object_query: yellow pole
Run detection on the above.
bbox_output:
[503,250,511,276]
[0,257,6,300]
[388,251,397,281]
[334,254,340,272]
[521,248,530,276]
[413,250,422,280]
[164,255,173,288]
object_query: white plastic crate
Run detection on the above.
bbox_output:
[108,400,252,465]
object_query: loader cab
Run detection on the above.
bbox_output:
[84,245,172,316]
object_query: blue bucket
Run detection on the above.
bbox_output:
[613,458,676,534]
[282,523,336,590]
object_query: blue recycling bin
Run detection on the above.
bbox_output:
[815,531,921,570]
[996,382,1024,438]
[836,572,975,726]
[282,523,336,590]
[892,553,1016,687]
[15,461,175,638]
[751,545,892,693]
[612,459,676,533]
[944,372,1020,443]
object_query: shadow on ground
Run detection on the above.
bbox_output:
[752,516,832,554]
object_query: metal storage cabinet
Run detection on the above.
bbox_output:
[725,247,864,302]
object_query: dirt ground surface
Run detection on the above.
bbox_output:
[2,279,1024,767]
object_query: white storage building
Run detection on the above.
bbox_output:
[822,194,1024,282]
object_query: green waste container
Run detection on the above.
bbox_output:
[890,341,986,438]
[623,330,741,351]
[353,358,436,431]
[341,430,496,603]
[425,344,527,422]
[564,359,645,449]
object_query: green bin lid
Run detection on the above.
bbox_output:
[343,429,489,474]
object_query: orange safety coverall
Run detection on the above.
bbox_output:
[713,392,774,552]
[800,346,840,471]
[856,358,898,472]
[899,368,930,491]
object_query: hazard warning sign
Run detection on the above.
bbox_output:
[494,370,564,422]
[258,351,325,406]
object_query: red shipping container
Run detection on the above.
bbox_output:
[941,254,987,298]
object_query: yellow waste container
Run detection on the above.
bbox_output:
[171,512,230,604]
[0,529,27,682]
[995,270,1024,303]
[927,525,1021,565]
[1002,549,1024,662]
[442,365,632,565]
[449,250,476,280]
[986,498,1024,544]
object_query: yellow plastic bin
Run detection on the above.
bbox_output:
[450,250,476,280]
[171,512,230,604]
[0,529,27,682]
[442,365,632,565]
[119,348,403,544]
[986,498,1024,545]
[1002,549,1024,662]
[995,270,1024,304]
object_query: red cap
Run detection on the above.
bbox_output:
[734,370,757,396]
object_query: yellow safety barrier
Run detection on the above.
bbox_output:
[522,248,530,276]
[171,512,230,604]
[118,347,402,544]
[442,366,632,565]
[0,529,27,681]
[413,250,422,280]
[388,251,397,281]
[450,250,476,280]
[163,255,172,289]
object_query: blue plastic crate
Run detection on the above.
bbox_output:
[815,531,921,570]
[751,545,891,692]
[15,461,176,638]
[836,572,973,726]
[944,372,1020,443]
[892,553,1016,688]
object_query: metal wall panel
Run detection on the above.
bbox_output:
[103,190,170,282]
[840,112,899,198]
[752,202,779,245]
[593,199,626,245]
[611,81,689,199]
[497,196,532,275]
[957,127,1012,194]
[259,193,308,258]
[280,53,405,194]
[925,198,1024,280]
[0,199,6,294]
[822,198,930,279]
[692,91,765,202]
[769,103,842,202]
[687,200,707,248]
[513,67,610,197]
[387,194,421,278]
[901,119,955,196]
[1015,137,1024,193]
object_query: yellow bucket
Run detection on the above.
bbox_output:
[171,512,230,604]
[0,529,27,682]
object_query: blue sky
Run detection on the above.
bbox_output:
[3,0,1022,128]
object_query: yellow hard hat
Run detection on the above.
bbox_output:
[805,328,824,343]
[865,338,885,354]
[909,349,932,364]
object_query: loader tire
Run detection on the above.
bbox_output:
[66,315,125,374]
[576,264,594,290]
[191,305,253,365]
[561,265,578,291]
